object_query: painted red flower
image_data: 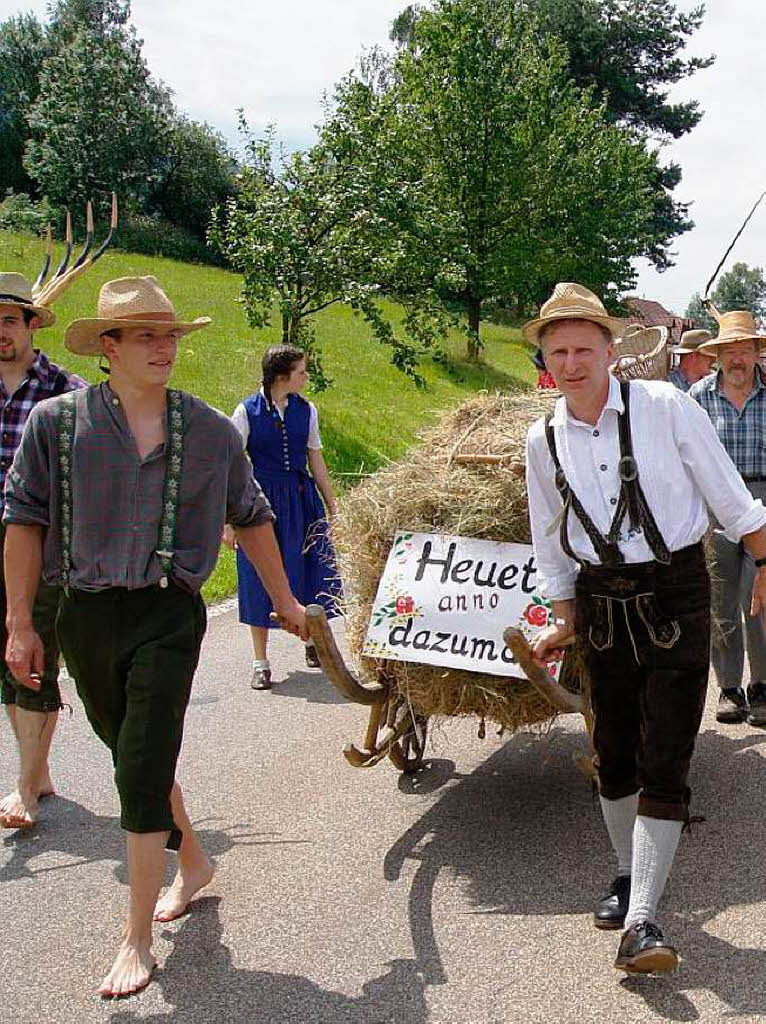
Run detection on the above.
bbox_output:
[404,596,414,613]
[523,603,547,627]
[396,597,407,614]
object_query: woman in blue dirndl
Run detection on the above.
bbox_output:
[226,345,340,689]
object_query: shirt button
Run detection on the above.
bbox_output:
[593,429,599,437]
[610,497,617,505]
[112,398,119,406]
[600,464,607,471]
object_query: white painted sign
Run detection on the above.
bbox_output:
[363,531,558,679]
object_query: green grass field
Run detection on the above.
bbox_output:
[0,230,536,601]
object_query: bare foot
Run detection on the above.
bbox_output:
[98,937,156,999]
[38,770,55,799]
[0,788,37,829]
[154,857,214,922]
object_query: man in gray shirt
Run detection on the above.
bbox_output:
[3,276,307,999]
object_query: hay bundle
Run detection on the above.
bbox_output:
[332,389,582,734]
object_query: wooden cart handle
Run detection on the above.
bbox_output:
[502,626,584,715]
[306,604,388,706]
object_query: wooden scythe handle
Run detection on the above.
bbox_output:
[306,604,388,706]
[502,626,584,715]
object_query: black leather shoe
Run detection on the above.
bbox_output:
[593,874,631,930]
[614,921,678,974]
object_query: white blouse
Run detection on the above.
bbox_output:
[231,392,323,452]
[526,374,766,601]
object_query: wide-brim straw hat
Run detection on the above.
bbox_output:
[65,275,211,355]
[0,272,55,327]
[698,308,765,354]
[522,282,625,345]
[671,329,714,355]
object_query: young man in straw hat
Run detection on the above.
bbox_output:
[525,282,766,973]
[0,273,85,830]
[689,311,766,725]
[2,275,307,998]
[668,329,716,392]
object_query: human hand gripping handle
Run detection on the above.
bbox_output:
[531,598,576,666]
[4,524,46,691]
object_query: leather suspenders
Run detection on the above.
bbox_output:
[544,380,671,567]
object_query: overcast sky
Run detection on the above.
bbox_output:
[3,0,764,315]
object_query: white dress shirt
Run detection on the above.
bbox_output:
[526,374,766,601]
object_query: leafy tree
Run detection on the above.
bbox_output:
[0,13,50,195]
[686,263,766,333]
[150,115,237,241]
[330,0,657,359]
[24,4,171,218]
[210,124,450,389]
[684,293,717,333]
[391,1,713,272]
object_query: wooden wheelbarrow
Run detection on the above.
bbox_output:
[305,604,594,776]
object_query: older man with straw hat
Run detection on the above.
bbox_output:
[525,282,766,974]
[668,329,716,392]
[690,310,766,725]
[2,276,307,998]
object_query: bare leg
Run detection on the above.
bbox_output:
[99,830,167,998]
[153,781,213,922]
[0,707,58,828]
[249,625,268,661]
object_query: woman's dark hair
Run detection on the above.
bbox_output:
[261,344,304,406]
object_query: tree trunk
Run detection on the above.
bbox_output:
[281,310,289,345]
[466,294,482,361]
[288,312,301,344]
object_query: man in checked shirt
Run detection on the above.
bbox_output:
[690,310,766,725]
[0,272,84,830]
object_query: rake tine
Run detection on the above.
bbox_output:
[51,211,73,281]
[71,201,94,270]
[90,193,118,264]
[33,227,53,291]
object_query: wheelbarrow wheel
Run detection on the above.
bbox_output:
[389,707,429,773]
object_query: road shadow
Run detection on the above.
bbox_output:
[384,723,766,1019]
[108,896,427,1024]
[1,797,310,887]
[274,669,348,705]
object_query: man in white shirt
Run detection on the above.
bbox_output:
[525,283,766,974]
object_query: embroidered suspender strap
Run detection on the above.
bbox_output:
[57,391,77,595]
[544,416,623,566]
[156,389,185,589]
[56,389,185,594]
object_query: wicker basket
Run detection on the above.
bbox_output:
[610,325,669,382]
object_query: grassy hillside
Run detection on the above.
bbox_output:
[0,231,536,601]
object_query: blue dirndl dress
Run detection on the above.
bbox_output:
[236,391,341,627]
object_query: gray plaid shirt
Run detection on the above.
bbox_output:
[3,383,274,593]
[689,367,766,479]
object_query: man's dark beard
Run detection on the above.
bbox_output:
[0,347,17,362]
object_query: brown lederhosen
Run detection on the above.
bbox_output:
[546,381,710,821]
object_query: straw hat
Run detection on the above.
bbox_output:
[522,282,625,345]
[698,309,765,354]
[0,272,55,328]
[671,329,713,355]
[65,276,211,355]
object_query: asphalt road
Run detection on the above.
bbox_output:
[3,604,766,1023]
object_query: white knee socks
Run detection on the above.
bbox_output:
[624,815,682,930]
[599,793,639,876]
